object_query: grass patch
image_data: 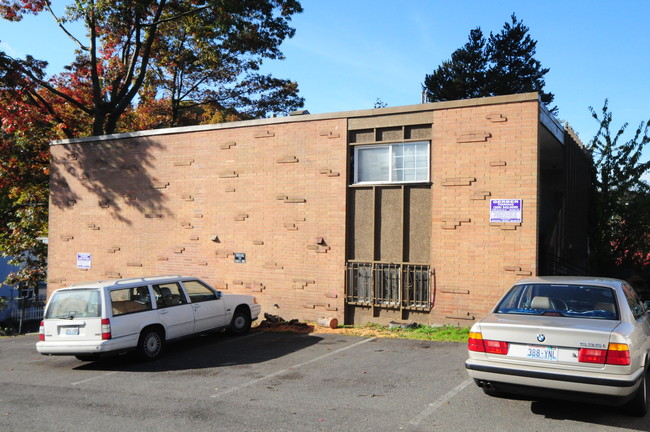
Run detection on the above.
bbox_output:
[334,323,470,342]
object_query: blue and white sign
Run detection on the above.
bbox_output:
[76,252,92,270]
[490,199,522,223]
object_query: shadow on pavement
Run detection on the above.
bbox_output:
[74,330,323,373]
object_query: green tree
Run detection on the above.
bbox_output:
[423,28,488,101]
[588,100,650,276]
[0,0,304,135]
[424,14,555,113]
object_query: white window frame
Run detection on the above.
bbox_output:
[353,141,430,185]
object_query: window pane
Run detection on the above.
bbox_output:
[357,147,389,182]
[392,142,428,182]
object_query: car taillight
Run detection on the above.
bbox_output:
[578,343,630,365]
[484,340,509,355]
[101,318,112,340]
[468,332,509,355]
[39,321,45,341]
[468,332,485,352]
[605,343,631,365]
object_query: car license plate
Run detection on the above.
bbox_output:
[64,327,80,336]
[526,345,558,361]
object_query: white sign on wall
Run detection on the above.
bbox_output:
[76,252,92,270]
[490,199,523,223]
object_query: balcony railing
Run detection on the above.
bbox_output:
[345,261,432,311]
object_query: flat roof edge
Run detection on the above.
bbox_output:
[51,92,541,146]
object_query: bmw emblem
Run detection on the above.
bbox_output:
[536,333,546,342]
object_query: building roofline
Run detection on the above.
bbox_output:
[50,92,541,146]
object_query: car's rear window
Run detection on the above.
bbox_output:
[45,289,102,319]
[495,284,618,320]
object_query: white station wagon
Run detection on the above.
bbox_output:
[36,275,261,361]
[466,276,650,416]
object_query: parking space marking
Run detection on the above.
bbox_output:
[209,337,377,399]
[409,378,473,426]
[71,371,119,386]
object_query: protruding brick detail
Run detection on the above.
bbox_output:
[173,246,185,254]
[215,250,233,258]
[504,265,532,276]
[60,235,74,241]
[293,279,315,290]
[440,288,470,294]
[442,177,476,186]
[470,191,491,200]
[107,246,120,253]
[98,200,111,208]
[320,131,341,139]
[190,236,199,241]
[219,171,238,178]
[104,271,122,279]
[457,132,491,143]
[284,197,306,203]
[123,193,136,201]
[277,155,298,163]
[220,141,236,149]
[173,159,194,166]
[87,223,100,230]
[444,312,476,321]
[283,223,298,231]
[234,213,249,221]
[181,222,193,229]
[152,181,170,189]
[252,240,264,245]
[486,113,507,123]
[255,130,275,138]
[157,256,169,261]
[120,164,139,171]
[66,200,77,207]
[246,281,265,292]
[145,213,163,218]
[490,222,522,230]
[441,218,471,230]
[319,168,340,177]
[181,194,194,201]
[276,194,288,200]
[225,188,236,193]
[489,161,508,167]
[126,262,143,267]
[264,262,284,269]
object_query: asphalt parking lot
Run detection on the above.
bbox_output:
[0,330,647,432]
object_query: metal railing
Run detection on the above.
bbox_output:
[345,261,431,311]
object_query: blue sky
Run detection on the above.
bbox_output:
[1,1,649,153]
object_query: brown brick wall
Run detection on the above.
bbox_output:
[48,95,547,327]
[48,118,349,323]
[429,100,539,324]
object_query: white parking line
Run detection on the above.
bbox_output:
[209,337,377,399]
[71,371,119,386]
[409,378,473,426]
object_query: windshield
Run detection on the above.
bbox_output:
[45,289,101,319]
[495,283,618,320]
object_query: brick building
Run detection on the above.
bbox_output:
[47,93,591,326]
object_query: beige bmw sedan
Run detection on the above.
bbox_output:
[466,276,650,416]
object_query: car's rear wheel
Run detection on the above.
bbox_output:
[137,327,164,361]
[228,308,251,335]
[75,354,99,362]
[625,372,648,416]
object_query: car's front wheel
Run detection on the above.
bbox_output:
[137,327,164,361]
[228,308,251,335]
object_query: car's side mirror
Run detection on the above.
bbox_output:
[216,291,222,300]
[644,300,650,311]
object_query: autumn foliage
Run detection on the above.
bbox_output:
[0,0,304,287]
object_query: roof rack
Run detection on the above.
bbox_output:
[114,275,184,285]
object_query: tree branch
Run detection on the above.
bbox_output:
[45,1,89,51]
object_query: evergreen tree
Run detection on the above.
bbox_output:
[424,14,555,113]
[487,14,554,110]
[423,28,488,101]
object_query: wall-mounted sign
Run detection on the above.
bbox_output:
[490,199,522,223]
[76,252,92,269]
[234,253,246,264]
